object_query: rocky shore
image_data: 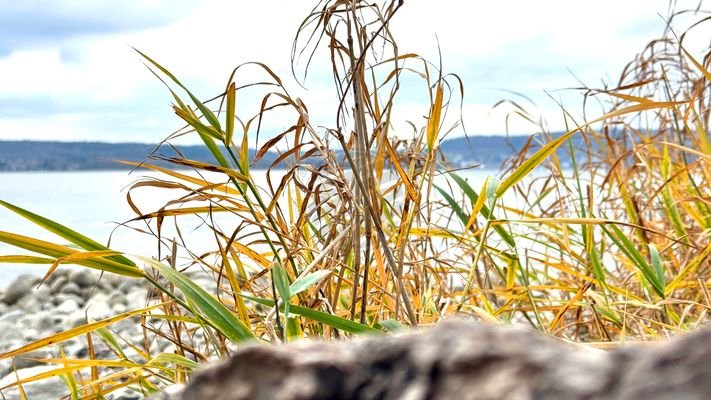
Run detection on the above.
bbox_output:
[0,269,174,399]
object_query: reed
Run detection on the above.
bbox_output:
[0,1,708,398]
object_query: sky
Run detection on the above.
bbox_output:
[0,0,708,144]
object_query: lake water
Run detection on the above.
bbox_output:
[1,169,520,288]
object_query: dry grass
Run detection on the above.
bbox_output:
[0,1,709,398]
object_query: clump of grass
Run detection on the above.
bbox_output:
[0,1,709,398]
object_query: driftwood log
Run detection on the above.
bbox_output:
[151,320,711,400]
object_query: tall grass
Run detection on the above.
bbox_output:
[0,1,709,397]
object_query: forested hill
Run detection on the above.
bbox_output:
[0,135,585,171]
[0,141,280,171]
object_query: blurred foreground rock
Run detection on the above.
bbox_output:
[155,320,711,400]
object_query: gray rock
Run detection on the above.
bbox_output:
[47,268,69,281]
[99,274,122,290]
[0,324,23,353]
[2,274,39,305]
[0,359,12,380]
[0,366,67,400]
[67,311,88,328]
[53,293,85,307]
[155,320,711,400]
[0,309,24,325]
[108,387,143,400]
[85,301,113,321]
[49,275,68,294]
[70,270,98,288]
[118,280,139,294]
[108,290,128,308]
[56,298,80,314]
[126,289,148,310]
[33,312,67,333]
[112,303,128,315]
[148,384,185,400]
[33,285,51,302]
[61,281,83,297]
[17,285,51,314]
[17,295,41,313]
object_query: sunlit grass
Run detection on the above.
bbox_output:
[0,0,709,397]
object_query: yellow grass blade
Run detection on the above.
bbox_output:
[464,177,489,233]
[682,47,711,82]
[665,244,711,296]
[383,138,418,201]
[426,82,444,152]
[115,161,242,195]
[0,231,144,278]
[0,304,164,360]
[0,200,135,267]
[0,255,54,264]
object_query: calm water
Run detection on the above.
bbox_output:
[0,169,507,288]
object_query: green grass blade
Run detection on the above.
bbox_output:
[376,319,407,332]
[140,257,256,343]
[0,200,136,267]
[273,264,291,319]
[134,48,222,132]
[433,183,468,224]
[225,82,236,145]
[442,174,516,247]
[601,224,664,297]
[94,327,129,360]
[495,129,577,197]
[242,294,381,334]
[648,244,666,292]
[290,270,330,296]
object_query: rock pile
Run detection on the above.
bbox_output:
[4,271,709,400]
[153,320,711,400]
[0,269,154,400]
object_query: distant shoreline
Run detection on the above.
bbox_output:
[0,135,572,172]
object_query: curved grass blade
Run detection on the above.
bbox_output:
[140,257,256,343]
[665,244,711,296]
[435,180,515,248]
[495,129,578,198]
[134,48,222,132]
[447,173,515,247]
[0,304,163,360]
[601,224,665,298]
[0,200,136,267]
[0,231,144,278]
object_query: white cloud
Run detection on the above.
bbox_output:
[0,0,708,142]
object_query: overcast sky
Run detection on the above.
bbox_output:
[0,0,708,144]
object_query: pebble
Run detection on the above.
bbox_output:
[56,298,81,314]
[2,274,38,305]
[61,281,83,297]
[0,269,215,400]
[70,269,98,288]
[49,275,68,294]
